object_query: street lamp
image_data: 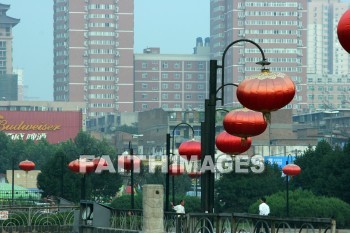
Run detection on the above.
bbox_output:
[201,39,295,214]
[118,139,142,209]
[165,122,196,211]
[282,155,301,217]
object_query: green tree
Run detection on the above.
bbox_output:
[248,190,350,228]
[216,161,284,213]
[294,140,350,204]
[37,131,123,203]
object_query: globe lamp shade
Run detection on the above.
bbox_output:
[215,131,252,155]
[68,159,95,174]
[223,108,267,138]
[236,69,295,122]
[178,139,201,160]
[169,164,184,176]
[188,171,201,179]
[282,164,301,176]
[337,10,350,53]
[118,155,141,171]
[92,157,108,168]
[19,160,35,172]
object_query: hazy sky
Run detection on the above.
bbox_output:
[1,0,210,101]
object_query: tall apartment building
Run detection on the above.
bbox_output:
[306,0,350,111]
[0,3,19,101]
[210,0,308,113]
[53,0,134,118]
[134,38,210,111]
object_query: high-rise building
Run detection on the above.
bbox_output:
[306,0,350,111]
[134,38,210,111]
[0,3,19,75]
[53,0,134,118]
[0,3,20,101]
[307,0,349,75]
[210,0,308,113]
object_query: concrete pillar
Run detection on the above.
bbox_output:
[143,185,164,233]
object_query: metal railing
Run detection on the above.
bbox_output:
[0,205,77,233]
[0,206,336,233]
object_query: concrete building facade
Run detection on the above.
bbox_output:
[53,0,134,118]
[210,0,308,113]
[134,38,210,112]
[306,0,350,112]
[0,3,19,101]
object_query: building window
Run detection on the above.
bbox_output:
[162,62,168,69]
[162,93,168,99]
[162,83,169,89]
[142,62,147,68]
[162,73,168,79]
[174,83,181,89]
[186,62,192,69]
[174,62,180,69]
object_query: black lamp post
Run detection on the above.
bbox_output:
[282,154,301,217]
[129,141,135,209]
[201,39,270,214]
[11,157,15,206]
[165,122,195,211]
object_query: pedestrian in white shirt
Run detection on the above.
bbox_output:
[171,200,185,214]
[256,197,270,233]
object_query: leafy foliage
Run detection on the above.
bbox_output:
[248,189,350,227]
[215,161,284,213]
[294,140,350,203]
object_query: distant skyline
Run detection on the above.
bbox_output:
[1,0,209,101]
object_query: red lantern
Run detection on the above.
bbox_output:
[178,139,201,160]
[19,160,35,172]
[215,131,252,155]
[118,155,141,171]
[282,164,301,176]
[92,157,108,168]
[236,70,295,121]
[68,159,95,174]
[337,10,350,53]
[223,108,267,138]
[188,171,201,179]
[168,164,184,176]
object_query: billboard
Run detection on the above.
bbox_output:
[264,156,296,168]
[0,111,82,144]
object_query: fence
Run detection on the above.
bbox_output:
[0,205,336,233]
[0,205,77,233]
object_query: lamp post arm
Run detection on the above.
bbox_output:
[220,39,271,106]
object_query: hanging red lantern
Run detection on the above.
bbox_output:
[19,160,35,172]
[118,155,141,171]
[223,108,267,138]
[168,164,184,176]
[337,9,350,53]
[282,164,301,176]
[236,70,295,122]
[178,139,201,160]
[92,157,108,168]
[215,131,252,155]
[188,171,201,179]
[68,159,95,174]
